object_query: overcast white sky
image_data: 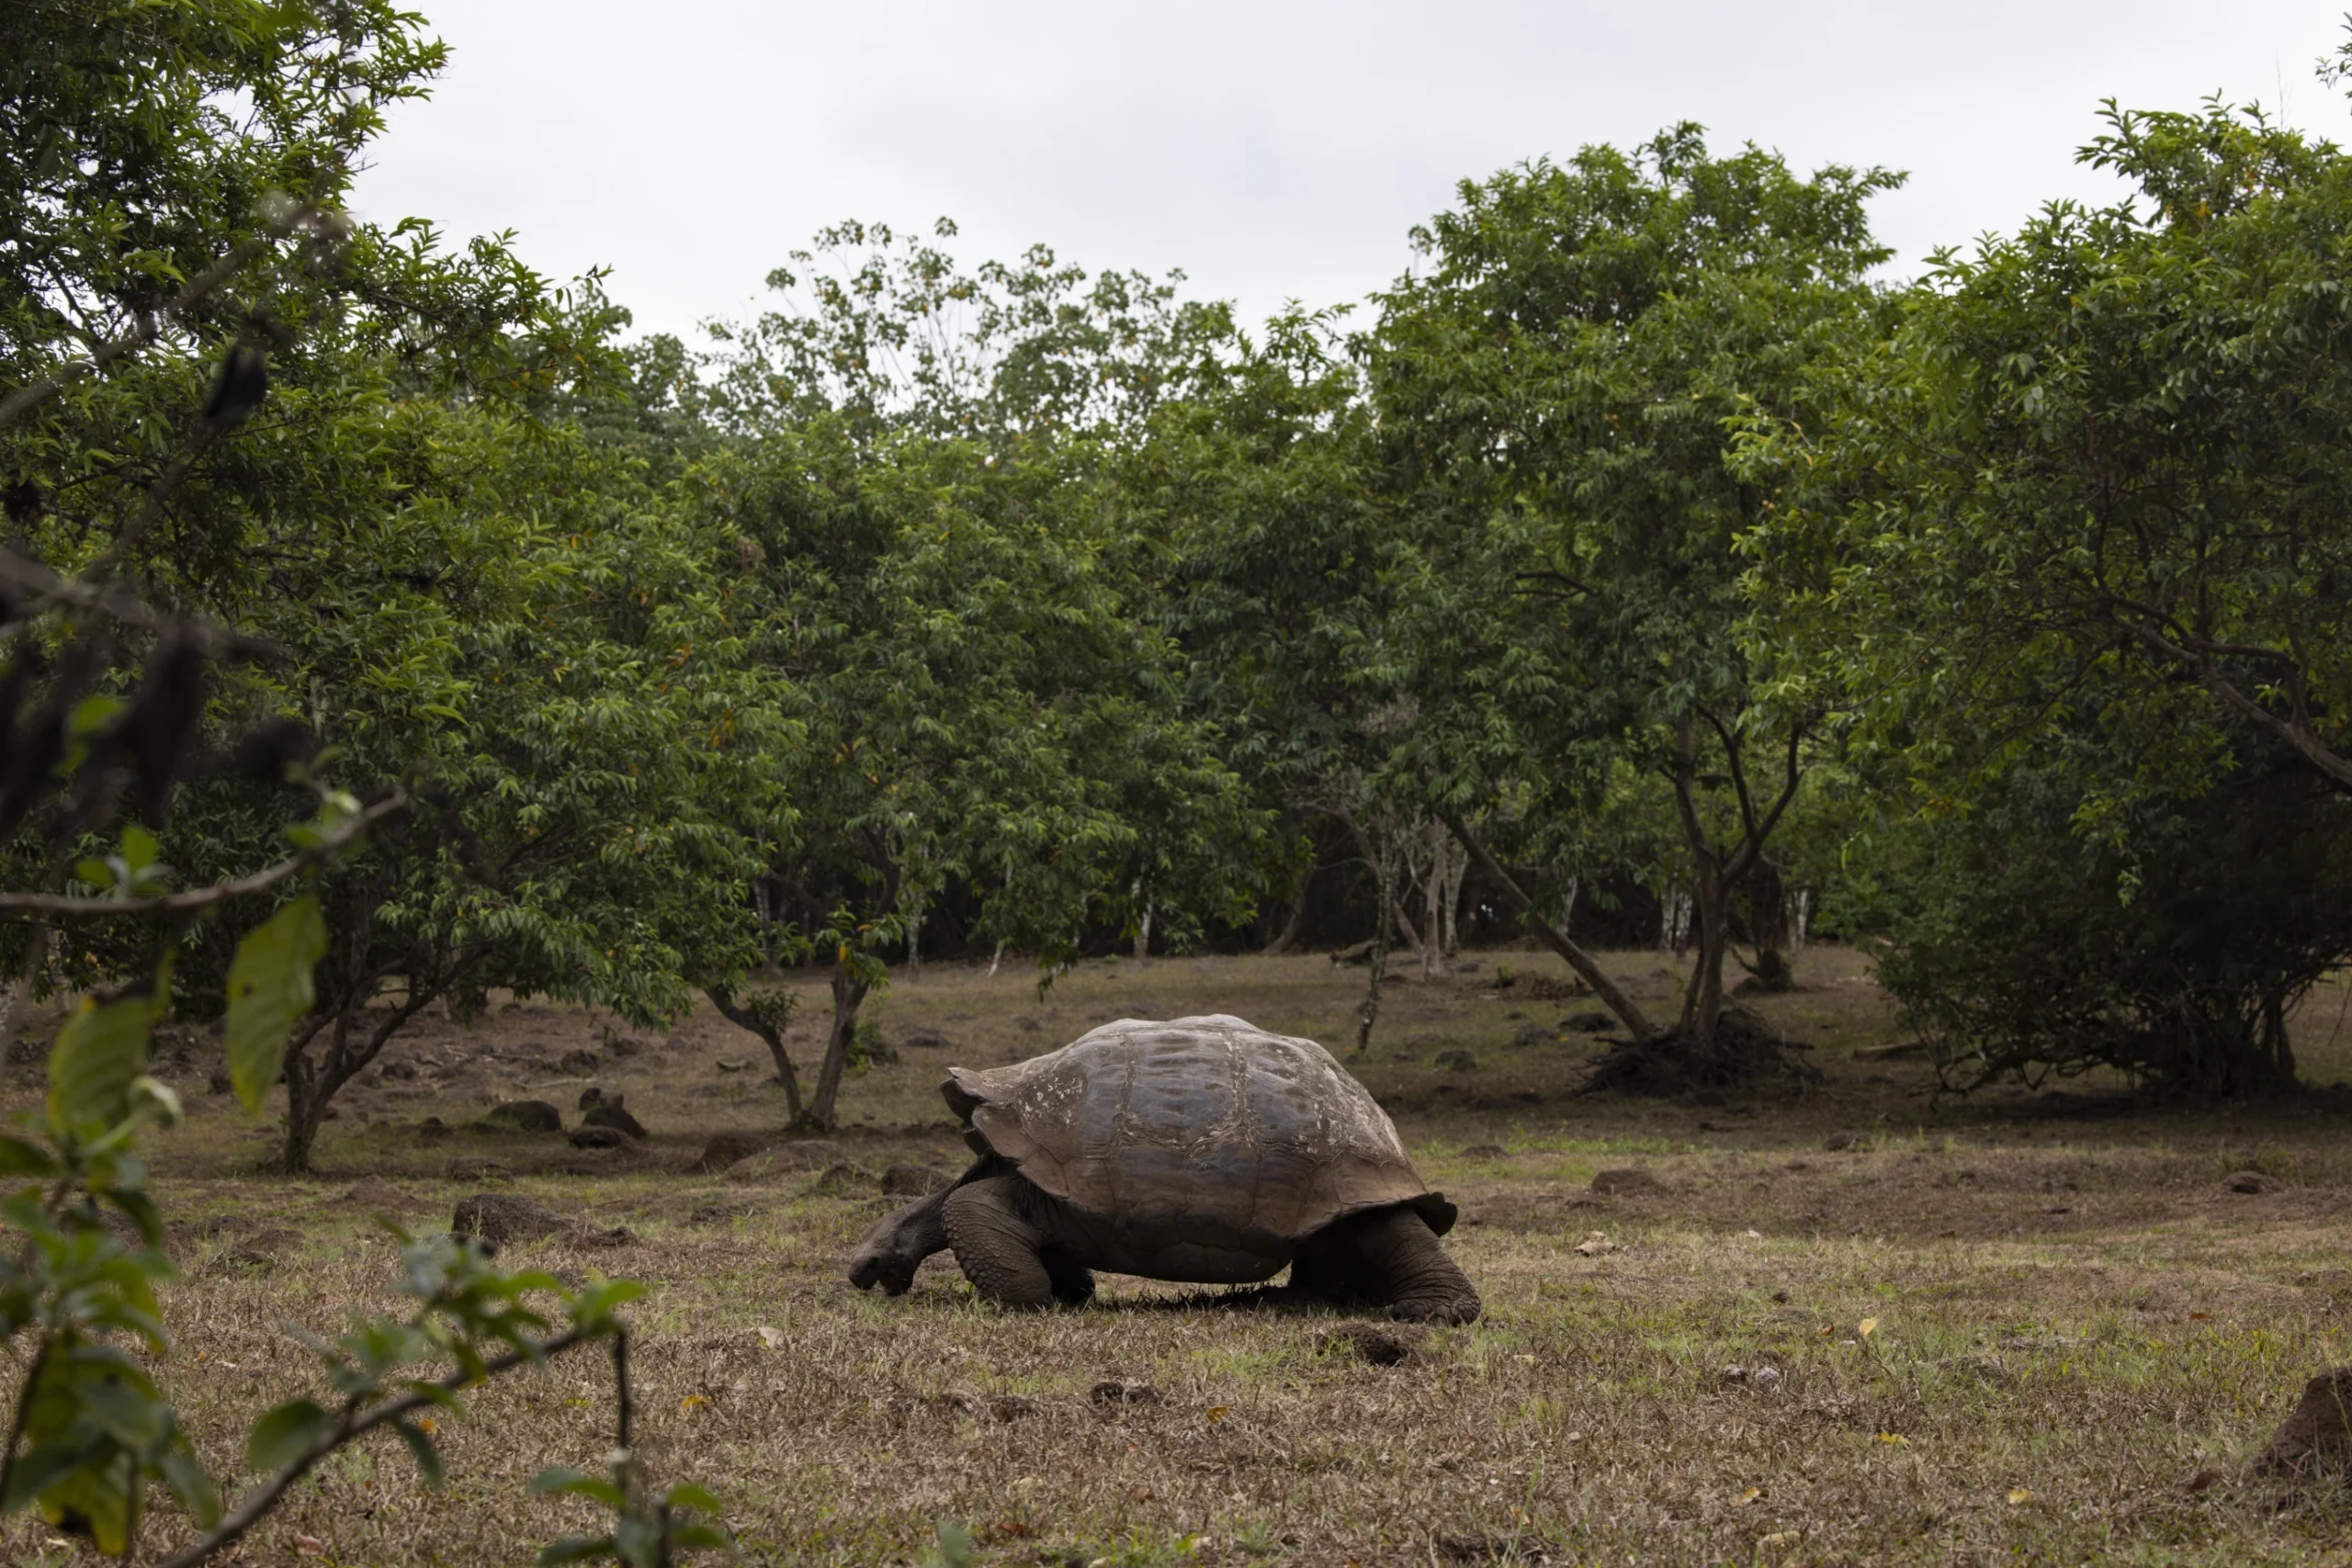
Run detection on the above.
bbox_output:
[353,2,2352,344]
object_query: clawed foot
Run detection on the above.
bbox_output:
[1389,1294,1481,1326]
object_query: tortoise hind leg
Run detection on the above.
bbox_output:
[942,1175,1071,1310]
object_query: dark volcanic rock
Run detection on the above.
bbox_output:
[583,1100,647,1140]
[2256,1368,2352,1476]
[696,1130,775,1172]
[485,1100,563,1134]
[568,1125,630,1150]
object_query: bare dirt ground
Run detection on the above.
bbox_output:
[8,944,2352,1566]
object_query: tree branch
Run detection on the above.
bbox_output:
[151,1328,594,1568]
[1442,813,1658,1041]
[0,791,405,918]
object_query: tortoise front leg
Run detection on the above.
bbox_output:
[943,1175,1062,1309]
[1350,1207,1482,1325]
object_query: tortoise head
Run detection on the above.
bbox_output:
[847,1166,973,1293]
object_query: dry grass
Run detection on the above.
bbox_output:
[8,946,2352,1566]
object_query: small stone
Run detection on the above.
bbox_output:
[1089,1379,1163,1405]
[897,1027,952,1050]
[1574,1231,1615,1258]
[695,1131,775,1173]
[2223,1168,2279,1195]
[484,1100,563,1134]
[337,1179,417,1212]
[582,1101,647,1140]
[603,1032,649,1058]
[1721,1365,1748,1383]
[1511,1023,1553,1047]
[880,1163,947,1196]
[1320,1321,1426,1366]
[575,1225,637,1249]
[715,1058,748,1072]
[379,1060,417,1081]
[568,1125,629,1150]
[418,1116,451,1142]
[1590,1168,1665,1197]
[724,1142,845,1183]
[578,1086,605,1111]
[558,1049,601,1076]
[451,1193,570,1247]
[2254,1367,2352,1475]
[805,1162,875,1196]
[1751,1366,1783,1391]
[1822,1132,1858,1152]
[1566,1010,1615,1032]
[1432,1049,1478,1073]
[207,1070,231,1096]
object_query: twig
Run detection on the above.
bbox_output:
[151,1327,594,1568]
[0,236,278,432]
[0,548,279,662]
[0,790,405,918]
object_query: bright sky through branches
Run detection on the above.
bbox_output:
[355,0,2350,342]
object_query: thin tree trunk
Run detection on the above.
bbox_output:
[1263,863,1314,955]
[1131,879,1153,961]
[906,900,923,981]
[1440,836,1465,959]
[1422,819,1446,980]
[1443,814,1659,1041]
[1342,814,1423,960]
[705,984,805,1125]
[1681,855,1731,1047]
[808,965,870,1131]
[1355,923,1388,1055]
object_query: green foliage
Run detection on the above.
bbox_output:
[1364,126,1899,1046]
[1860,733,2352,1095]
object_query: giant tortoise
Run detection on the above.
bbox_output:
[847,1014,1479,1323]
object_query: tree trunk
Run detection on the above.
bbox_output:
[1421,819,1447,980]
[1262,863,1314,956]
[1444,814,1659,1041]
[1681,856,1731,1047]
[808,965,870,1131]
[1354,923,1388,1056]
[1440,836,1466,959]
[906,899,923,981]
[705,984,805,1125]
[279,977,443,1174]
[1131,878,1154,961]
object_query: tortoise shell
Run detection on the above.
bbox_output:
[941,1015,1454,1248]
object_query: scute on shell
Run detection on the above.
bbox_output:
[941,1015,1453,1242]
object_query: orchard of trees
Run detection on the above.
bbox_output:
[8,5,2352,1153]
[9,1,2352,1554]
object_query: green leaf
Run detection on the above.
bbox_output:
[244,1399,335,1472]
[663,1483,723,1514]
[49,992,158,1136]
[529,1465,626,1508]
[157,1449,221,1530]
[390,1418,444,1488]
[0,1132,58,1177]
[535,1535,617,1566]
[225,895,326,1112]
[119,825,158,874]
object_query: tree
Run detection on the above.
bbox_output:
[676,227,1261,1128]
[1742,101,2352,814]
[1363,127,1899,1080]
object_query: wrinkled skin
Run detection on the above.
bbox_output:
[849,1163,1480,1325]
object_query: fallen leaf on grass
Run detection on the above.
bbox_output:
[1205,1404,1229,1422]
[756,1325,786,1349]
[1736,1486,1764,1505]
[1574,1231,1614,1258]
[680,1393,710,1413]
[1859,1317,1880,1338]
[1874,1431,1907,1445]
[2007,1487,2036,1506]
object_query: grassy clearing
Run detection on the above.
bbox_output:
[7,946,2352,1565]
